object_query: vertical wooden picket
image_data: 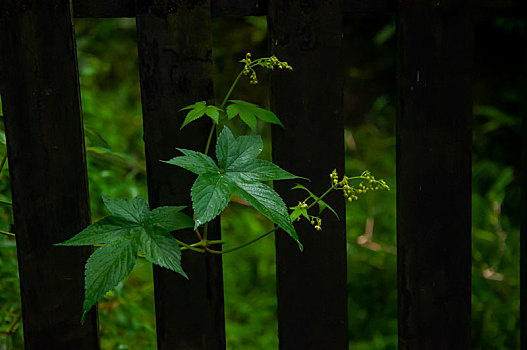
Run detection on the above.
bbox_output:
[135,1,226,349]
[268,1,348,349]
[0,1,100,349]
[397,1,473,348]
[521,45,527,350]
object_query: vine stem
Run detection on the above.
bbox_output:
[220,70,244,110]
[0,153,7,173]
[203,224,208,242]
[5,312,22,336]
[204,57,269,156]
[175,239,205,253]
[205,227,277,255]
[307,184,337,210]
[203,68,245,156]
[0,230,15,238]
[204,124,216,156]
[194,229,203,241]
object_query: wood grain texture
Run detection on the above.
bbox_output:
[521,33,527,350]
[522,110,526,350]
[397,1,473,348]
[71,0,523,17]
[73,0,135,17]
[268,1,348,349]
[344,0,395,13]
[211,0,267,16]
[135,1,226,349]
[0,1,99,349]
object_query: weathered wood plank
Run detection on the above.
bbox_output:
[72,0,393,17]
[397,1,473,348]
[268,1,347,349]
[521,45,527,350]
[212,0,267,16]
[0,1,99,349]
[72,0,135,18]
[135,1,226,349]
[344,0,396,13]
[522,112,526,350]
[71,0,524,17]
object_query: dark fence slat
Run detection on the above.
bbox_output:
[71,0,525,18]
[135,1,226,349]
[522,112,526,350]
[268,1,347,349]
[72,0,135,18]
[0,1,99,349]
[397,1,473,348]
[71,0,394,17]
[521,42,527,350]
[344,0,396,13]
[212,0,267,16]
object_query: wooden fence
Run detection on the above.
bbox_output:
[0,0,523,349]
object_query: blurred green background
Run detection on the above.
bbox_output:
[0,12,524,350]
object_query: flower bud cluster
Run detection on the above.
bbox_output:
[330,169,390,203]
[330,169,339,185]
[263,55,293,70]
[310,216,322,231]
[241,53,293,85]
[359,170,390,192]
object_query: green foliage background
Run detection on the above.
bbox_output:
[0,14,523,350]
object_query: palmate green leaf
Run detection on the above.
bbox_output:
[145,206,194,232]
[232,181,301,250]
[226,100,284,130]
[56,195,194,322]
[137,229,186,278]
[191,173,236,228]
[102,195,150,222]
[166,126,302,249]
[82,237,137,323]
[233,159,302,182]
[179,101,221,129]
[56,216,137,246]
[163,149,219,175]
[216,129,262,169]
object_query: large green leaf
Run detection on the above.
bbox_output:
[56,216,137,246]
[233,180,301,250]
[102,195,150,223]
[167,126,302,249]
[163,149,219,175]
[82,238,137,322]
[191,173,235,228]
[216,128,262,169]
[57,196,193,321]
[145,206,194,231]
[137,229,187,278]
[232,159,296,182]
